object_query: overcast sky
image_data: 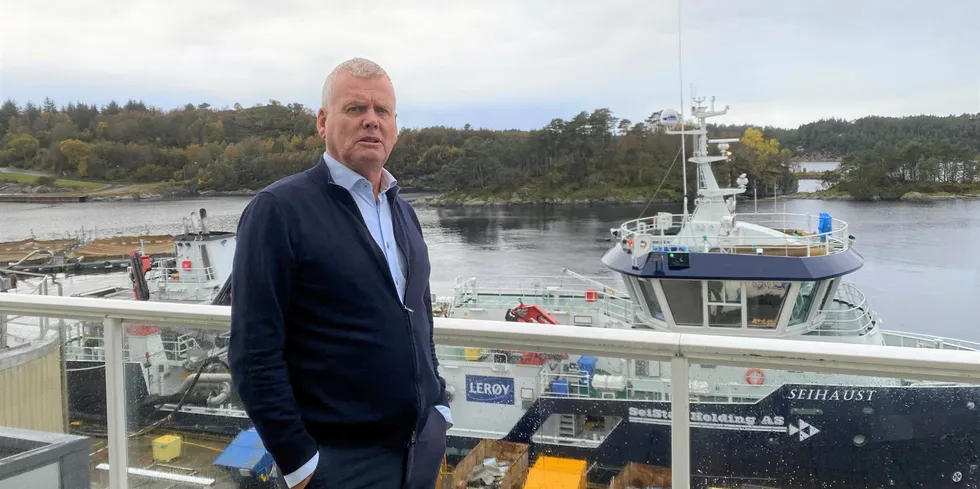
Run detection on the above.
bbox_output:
[2,0,978,130]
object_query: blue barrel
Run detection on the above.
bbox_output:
[577,356,598,386]
[818,212,832,242]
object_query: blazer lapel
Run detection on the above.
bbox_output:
[309,156,399,296]
[389,192,414,287]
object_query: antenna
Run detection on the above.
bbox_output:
[677,0,687,219]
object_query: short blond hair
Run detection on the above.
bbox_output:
[321,57,392,111]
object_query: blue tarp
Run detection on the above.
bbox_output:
[214,428,277,485]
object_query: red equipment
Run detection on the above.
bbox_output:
[504,301,560,325]
[503,301,566,365]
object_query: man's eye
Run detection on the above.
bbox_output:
[375,107,389,115]
[347,106,363,113]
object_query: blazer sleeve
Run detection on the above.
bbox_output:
[423,283,449,408]
[228,192,318,476]
[405,201,450,409]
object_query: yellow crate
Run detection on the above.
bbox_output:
[532,456,586,474]
[152,434,182,462]
[464,347,483,361]
[523,456,587,489]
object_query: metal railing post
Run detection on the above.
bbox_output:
[104,317,128,489]
[671,356,690,489]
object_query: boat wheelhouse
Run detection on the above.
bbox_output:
[432,96,980,489]
[603,97,876,346]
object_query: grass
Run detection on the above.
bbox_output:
[794,171,830,179]
[0,170,109,191]
[0,170,191,198]
[427,184,681,205]
[87,181,181,196]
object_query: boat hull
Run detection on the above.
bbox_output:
[66,362,980,488]
[489,384,980,489]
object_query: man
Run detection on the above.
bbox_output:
[228,57,451,489]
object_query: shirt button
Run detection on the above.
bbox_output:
[386,242,392,249]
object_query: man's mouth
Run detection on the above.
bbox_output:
[359,137,381,144]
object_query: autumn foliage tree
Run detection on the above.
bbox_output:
[59,139,92,176]
[0,96,975,199]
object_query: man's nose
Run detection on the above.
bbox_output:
[362,109,379,129]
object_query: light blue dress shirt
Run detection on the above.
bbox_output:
[282,154,452,488]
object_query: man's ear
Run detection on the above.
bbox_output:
[316,108,327,138]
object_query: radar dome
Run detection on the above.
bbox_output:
[659,109,680,127]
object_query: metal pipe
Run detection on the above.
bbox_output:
[671,356,691,489]
[95,463,215,486]
[177,373,232,393]
[59,316,69,433]
[103,317,128,489]
[207,382,231,406]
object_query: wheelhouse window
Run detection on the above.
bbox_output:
[789,281,819,325]
[746,281,790,329]
[636,279,665,321]
[624,277,666,323]
[706,280,741,328]
[818,278,837,310]
[661,280,703,326]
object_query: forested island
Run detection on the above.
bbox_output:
[0,98,977,204]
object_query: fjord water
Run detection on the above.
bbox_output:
[1,196,978,340]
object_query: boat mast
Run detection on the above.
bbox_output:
[676,0,687,219]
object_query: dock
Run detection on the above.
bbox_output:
[1,234,176,274]
[0,194,89,203]
[0,238,77,263]
[70,235,174,261]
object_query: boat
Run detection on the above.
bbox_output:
[58,209,239,437]
[48,97,980,488]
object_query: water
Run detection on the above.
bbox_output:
[797,178,829,193]
[794,161,838,192]
[795,161,840,173]
[2,196,978,340]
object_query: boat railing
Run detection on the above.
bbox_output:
[0,272,63,344]
[880,330,980,351]
[63,322,202,363]
[808,283,879,336]
[0,270,62,297]
[64,343,171,364]
[629,377,769,402]
[453,274,625,298]
[452,274,634,324]
[146,265,221,285]
[617,212,851,257]
[5,294,980,489]
[536,369,778,403]
[538,370,595,399]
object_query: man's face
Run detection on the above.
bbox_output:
[317,71,398,175]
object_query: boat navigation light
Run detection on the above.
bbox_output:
[737,174,749,188]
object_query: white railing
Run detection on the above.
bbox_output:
[453,273,625,299]
[452,273,635,324]
[881,330,980,351]
[5,294,980,489]
[617,212,851,257]
[810,282,879,336]
[146,265,220,285]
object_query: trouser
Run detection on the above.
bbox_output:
[299,406,447,489]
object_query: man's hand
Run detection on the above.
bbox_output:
[292,473,313,489]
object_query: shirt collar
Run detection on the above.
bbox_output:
[322,152,397,194]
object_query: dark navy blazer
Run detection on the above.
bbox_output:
[228,159,448,476]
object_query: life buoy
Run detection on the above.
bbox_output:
[745,368,765,385]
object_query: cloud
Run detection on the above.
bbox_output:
[1,0,977,129]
